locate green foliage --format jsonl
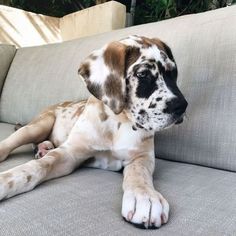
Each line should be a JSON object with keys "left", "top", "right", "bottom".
{"left": 10, "top": 0, "right": 95, "bottom": 17}
{"left": 134, "top": 0, "right": 234, "bottom": 25}
{"left": 135, "top": 0, "right": 177, "bottom": 25}
{"left": 6, "top": 0, "right": 236, "bottom": 23}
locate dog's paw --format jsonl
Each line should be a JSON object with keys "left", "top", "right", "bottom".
{"left": 33, "top": 141, "right": 55, "bottom": 159}
{"left": 122, "top": 189, "right": 169, "bottom": 229}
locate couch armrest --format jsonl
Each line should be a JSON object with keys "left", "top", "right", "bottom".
{"left": 60, "top": 1, "right": 126, "bottom": 40}
{"left": 0, "top": 44, "right": 16, "bottom": 94}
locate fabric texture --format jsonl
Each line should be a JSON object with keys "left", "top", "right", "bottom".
{"left": 0, "top": 6, "right": 236, "bottom": 171}
{"left": 154, "top": 6, "right": 236, "bottom": 172}
{"left": 0, "top": 123, "right": 33, "bottom": 163}
{"left": 0, "top": 44, "right": 16, "bottom": 94}
{"left": 0, "top": 124, "right": 235, "bottom": 236}
{"left": 0, "top": 42, "right": 90, "bottom": 124}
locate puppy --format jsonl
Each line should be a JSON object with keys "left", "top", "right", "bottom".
{"left": 0, "top": 36, "right": 187, "bottom": 229}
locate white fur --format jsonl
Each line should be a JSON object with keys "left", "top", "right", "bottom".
{"left": 122, "top": 190, "right": 169, "bottom": 228}
{"left": 0, "top": 36, "right": 187, "bottom": 230}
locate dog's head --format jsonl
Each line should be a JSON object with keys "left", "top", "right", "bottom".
{"left": 79, "top": 35, "right": 188, "bottom": 132}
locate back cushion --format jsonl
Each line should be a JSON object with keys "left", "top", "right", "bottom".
{"left": 154, "top": 6, "right": 236, "bottom": 172}
{"left": 0, "top": 40, "right": 90, "bottom": 124}
{"left": 0, "top": 44, "right": 16, "bottom": 94}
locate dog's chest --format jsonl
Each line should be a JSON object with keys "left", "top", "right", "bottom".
{"left": 112, "top": 123, "right": 143, "bottom": 157}
{"left": 63, "top": 98, "right": 153, "bottom": 171}
{"left": 84, "top": 122, "right": 149, "bottom": 171}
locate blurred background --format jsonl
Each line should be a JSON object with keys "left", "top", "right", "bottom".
{"left": 0, "top": 0, "right": 235, "bottom": 25}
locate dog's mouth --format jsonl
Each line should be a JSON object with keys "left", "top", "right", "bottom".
{"left": 175, "top": 117, "right": 184, "bottom": 125}
{"left": 174, "top": 113, "right": 187, "bottom": 125}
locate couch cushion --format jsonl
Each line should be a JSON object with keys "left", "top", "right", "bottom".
{"left": 0, "top": 123, "right": 33, "bottom": 165}
{"left": 0, "top": 6, "right": 235, "bottom": 171}
{"left": 0, "top": 154, "right": 235, "bottom": 236}
{"left": 0, "top": 42, "right": 90, "bottom": 124}
{"left": 0, "top": 44, "right": 16, "bottom": 94}
{"left": 154, "top": 6, "right": 236, "bottom": 171}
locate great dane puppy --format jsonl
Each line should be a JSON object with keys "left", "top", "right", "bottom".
{"left": 0, "top": 36, "right": 187, "bottom": 229}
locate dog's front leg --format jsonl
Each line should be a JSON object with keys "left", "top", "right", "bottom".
{"left": 122, "top": 154, "right": 169, "bottom": 229}
{"left": 0, "top": 145, "right": 89, "bottom": 201}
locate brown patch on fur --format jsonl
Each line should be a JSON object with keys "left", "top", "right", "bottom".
{"left": 104, "top": 41, "right": 126, "bottom": 76}
{"left": 149, "top": 38, "right": 166, "bottom": 51}
{"left": 78, "top": 62, "right": 90, "bottom": 79}
{"left": 102, "top": 42, "right": 132, "bottom": 112}
{"left": 136, "top": 37, "right": 152, "bottom": 48}
{"left": 27, "top": 175, "right": 32, "bottom": 182}
{"left": 8, "top": 181, "right": 14, "bottom": 189}
{"left": 150, "top": 38, "right": 176, "bottom": 64}
{"left": 72, "top": 102, "right": 86, "bottom": 119}
{"left": 125, "top": 47, "right": 141, "bottom": 72}
{"left": 57, "top": 101, "right": 74, "bottom": 108}
{"left": 104, "top": 74, "right": 125, "bottom": 113}
{"left": 104, "top": 74, "right": 123, "bottom": 98}
{"left": 99, "top": 108, "right": 108, "bottom": 122}
{"left": 105, "top": 131, "right": 113, "bottom": 141}
{"left": 135, "top": 37, "right": 166, "bottom": 52}
{"left": 141, "top": 135, "right": 154, "bottom": 142}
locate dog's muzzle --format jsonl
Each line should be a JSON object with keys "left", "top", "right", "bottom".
{"left": 164, "top": 98, "right": 188, "bottom": 124}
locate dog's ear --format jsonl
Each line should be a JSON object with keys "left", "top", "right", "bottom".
{"left": 151, "top": 38, "right": 178, "bottom": 81}
{"left": 79, "top": 42, "right": 139, "bottom": 114}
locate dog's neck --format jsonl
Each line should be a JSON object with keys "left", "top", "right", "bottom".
{"left": 87, "top": 96, "right": 152, "bottom": 129}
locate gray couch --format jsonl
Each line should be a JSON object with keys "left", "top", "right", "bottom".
{"left": 0, "top": 6, "right": 236, "bottom": 235}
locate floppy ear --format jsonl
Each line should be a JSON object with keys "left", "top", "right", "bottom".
{"left": 78, "top": 42, "right": 128, "bottom": 114}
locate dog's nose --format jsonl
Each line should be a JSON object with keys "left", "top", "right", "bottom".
{"left": 164, "top": 98, "right": 188, "bottom": 116}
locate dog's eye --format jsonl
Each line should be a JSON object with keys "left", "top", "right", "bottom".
{"left": 136, "top": 70, "right": 148, "bottom": 79}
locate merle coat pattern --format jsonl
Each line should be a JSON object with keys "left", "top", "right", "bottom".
{"left": 0, "top": 36, "right": 187, "bottom": 229}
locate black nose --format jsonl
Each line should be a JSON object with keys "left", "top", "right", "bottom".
{"left": 164, "top": 98, "right": 188, "bottom": 116}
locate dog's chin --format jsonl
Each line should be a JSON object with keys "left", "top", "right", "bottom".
{"left": 174, "top": 117, "right": 184, "bottom": 125}
{"left": 131, "top": 114, "right": 185, "bottom": 132}
{"left": 156, "top": 116, "right": 184, "bottom": 131}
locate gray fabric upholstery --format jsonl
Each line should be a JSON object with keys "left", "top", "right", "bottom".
{"left": 0, "top": 7, "right": 236, "bottom": 236}
{"left": 0, "top": 42, "right": 90, "bottom": 124}
{"left": 0, "top": 124, "right": 236, "bottom": 235}
{"left": 0, "top": 123, "right": 33, "bottom": 164}
{"left": 0, "top": 6, "right": 236, "bottom": 171}
{"left": 0, "top": 129, "right": 235, "bottom": 235}
{"left": 154, "top": 6, "right": 236, "bottom": 172}
{"left": 0, "top": 44, "right": 16, "bottom": 94}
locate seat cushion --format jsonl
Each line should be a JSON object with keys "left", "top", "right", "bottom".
{"left": 0, "top": 126, "right": 235, "bottom": 236}
{"left": 0, "top": 123, "right": 32, "bottom": 167}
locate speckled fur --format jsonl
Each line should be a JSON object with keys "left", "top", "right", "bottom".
{"left": 0, "top": 36, "right": 187, "bottom": 229}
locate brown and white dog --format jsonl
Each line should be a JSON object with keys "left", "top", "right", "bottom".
{"left": 0, "top": 36, "right": 187, "bottom": 229}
